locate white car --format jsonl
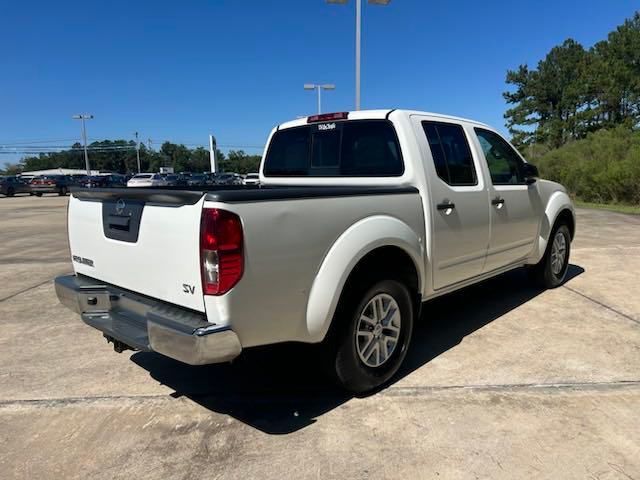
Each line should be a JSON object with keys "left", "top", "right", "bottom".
{"left": 126, "top": 173, "right": 165, "bottom": 188}
{"left": 55, "top": 109, "right": 575, "bottom": 393}
{"left": 243, "top": 173, "right": 260, "bottom": 186}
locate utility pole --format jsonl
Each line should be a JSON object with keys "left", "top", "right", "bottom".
{"left": 72, "top": 114, "right": 94, "bottom": 176}
{"left": 134, "top": 131, "right": 141, "bottom": 173}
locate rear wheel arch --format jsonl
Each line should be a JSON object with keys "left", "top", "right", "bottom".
{"left": 304, "top": 215, "right": 424, "bottom": 343}
{"left": 324, "top": 245, "right": 421, "bottom": 341}
{"left": 340, "top": 246, "right": 420, "bottom": 306}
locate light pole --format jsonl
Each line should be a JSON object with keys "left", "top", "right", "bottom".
{"left": 304, "top": 83, "right": 336, "bottom": 114}
{"left": 72, "top": 114, "right": 94, "bottom": 176}
{"left": 326, "top": 0, "right": 390, "bottom": 110}
{"left": 134, "top": 131, "right": 141, "bottom": 173}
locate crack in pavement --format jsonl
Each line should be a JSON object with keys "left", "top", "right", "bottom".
{"left": 562, "top": 285, "right": 640, "bottom": 326}
{"left": 0, "top": 278, "right": 58, "bottom": 304}
{"left": 1, "top": 380, "right": 639, "bottom": 410}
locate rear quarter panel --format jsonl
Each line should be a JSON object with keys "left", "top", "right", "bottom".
{"left": 204, "top": 193, "right": 425, "bottom": 348}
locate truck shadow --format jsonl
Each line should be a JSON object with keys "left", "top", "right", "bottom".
{"left": 131, "top": 264, "right": 584, "bottom": 435}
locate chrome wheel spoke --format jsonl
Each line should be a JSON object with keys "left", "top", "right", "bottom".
{"left": 551, "top": 231, "right": 567, "bottom": 275}
{"left": 355, "top": 293, "right": 402, "bottom": 368}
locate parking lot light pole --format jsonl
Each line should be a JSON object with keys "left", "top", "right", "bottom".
{"left": 72, "top": 114, "right": 94, "bottom": 176}
{"left": 304, "top": 83, "right": 336, "bottom": 114}
{"left": 326, "top": 0, "right": 390, "bottom": 111}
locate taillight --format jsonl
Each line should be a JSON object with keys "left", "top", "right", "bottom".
{"left": 200, "top": 208, "right": 244, "bottom": 295}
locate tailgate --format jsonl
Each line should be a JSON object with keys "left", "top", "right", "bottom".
{"left": 68, "top": 188, "right": 206, "bottom": 312}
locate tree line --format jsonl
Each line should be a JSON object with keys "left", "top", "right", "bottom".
{"left": 504, "top": 12, "right": 640, "bottom": 149}
{"left": 3, "top": 140, "right": 262, "bottom": 175}
{"left": 508, "top": 12, "right": 640, "bottom": 205}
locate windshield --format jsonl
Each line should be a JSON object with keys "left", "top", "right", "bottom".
{"left": 133, "top": 174, "right": 152, "bottom": 179}
{"left": 263, "top": 120, "right": 403, "bottom": 177}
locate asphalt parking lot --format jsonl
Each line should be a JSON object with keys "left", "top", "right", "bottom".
{"left": 0, "top": 195, "right": 638, "bottom": 479}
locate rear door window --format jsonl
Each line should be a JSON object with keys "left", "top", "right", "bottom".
{"left": 422, "top": 121, "right": 477, "bottom": 186}
{"left": 263, "top": 120, "right": 403, "bottom": 177}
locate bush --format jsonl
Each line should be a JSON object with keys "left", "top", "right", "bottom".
{"left": 535, "top": 127, "right": 640, "bottom": 205}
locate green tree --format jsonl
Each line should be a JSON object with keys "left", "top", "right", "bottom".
{"left": 504, "top": 39, "right": 590, "bottom": 148}
{"left": 504, "top": 12, "right": 640, "bottom": 149}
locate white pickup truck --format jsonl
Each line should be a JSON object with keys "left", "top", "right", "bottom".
{"left": 55, "top": 109, "right": 575, "bottom": 393}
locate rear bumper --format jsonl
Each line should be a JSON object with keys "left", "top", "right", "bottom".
{"left": 54, "top": 274, "right": 242, "bottom": 365}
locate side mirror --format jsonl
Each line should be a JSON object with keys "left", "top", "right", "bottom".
{"left": 523, "top": 163, "right": 539, "bottom": 185}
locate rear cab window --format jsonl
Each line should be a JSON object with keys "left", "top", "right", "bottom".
{"left": 263, "top": 120, "right": 404, "bottom": 177}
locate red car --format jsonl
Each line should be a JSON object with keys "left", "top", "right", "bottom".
{"left": 30, "top": 175, "right": 75, "bottom": 196}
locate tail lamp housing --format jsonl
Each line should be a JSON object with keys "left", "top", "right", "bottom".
{"left": 200, "top": 208, "right": 244, "bottom": 295}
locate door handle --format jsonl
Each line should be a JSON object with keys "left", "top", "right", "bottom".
{"left": 491, "top": 197, "right": 505, "bottom": 207}
{"left": 436, "top": 201, "right": 456, "bottom": 211}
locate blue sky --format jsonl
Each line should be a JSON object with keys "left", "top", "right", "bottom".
{"left": 1, "top": 0, "right": 639, "bottom": 163}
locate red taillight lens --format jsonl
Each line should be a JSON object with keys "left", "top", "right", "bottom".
{"left": 200, "top": 208, "right": 244, "bottom": 295}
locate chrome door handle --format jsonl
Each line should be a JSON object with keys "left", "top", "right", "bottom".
{"left": 491, "top": 197, "right": 505, "bottom": 207}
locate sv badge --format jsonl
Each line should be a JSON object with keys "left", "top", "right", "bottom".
{"left": 182, "top": 284, "right": 196, "bottom": 294}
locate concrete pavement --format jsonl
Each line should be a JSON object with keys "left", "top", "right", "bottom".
{"left": 0, "top": 196, "right": 638, "bottom": 479}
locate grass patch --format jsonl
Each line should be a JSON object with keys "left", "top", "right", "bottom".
{"left": 575, "top": 200, "right": 640, "bottom": 215}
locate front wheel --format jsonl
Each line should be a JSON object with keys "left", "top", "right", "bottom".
{"left": 58, "top": 186, "right": 67, "bottom": 196}
{"left": 6, "top": 187, "right": 15, "bottom": 197}
{"left": 530, "top": 224, "right": 571, "bottom": 288}
{"left": 330, "top": 279, "right": 414, "bottom": 393}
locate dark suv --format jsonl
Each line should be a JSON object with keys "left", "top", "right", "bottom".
{"left": 79, "top": 174, "right": 127, "bottom": 188}
{"left": 0, "top": 176, "right": 32, "bottom": 197}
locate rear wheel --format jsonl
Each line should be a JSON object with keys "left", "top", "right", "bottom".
{"left": 530, "top": 223, "right": 571, "bottom": 288}
{"left": 329, "top": 278, "right": 414, "bottom": 393}
{"left": 6, "top": 187, "right": 14, "bottom": 197}
{"left": 35, "top": 192, "right": 42, "bottom": 197}
{"left": 58, "top": 186, "right": 67, "bottom": 196}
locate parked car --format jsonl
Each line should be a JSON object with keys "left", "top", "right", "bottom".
{"left": 243, "top": 173, "right": 260, "bottom": 186}
{"left": 186, "top": 173, "right": 208, "bottom": 187}
{"left": 163, "top": 174, "right": 187, "bottom": 187}
{"left": 30, "top": 175, "right": 75, "bottom": 196}
{"left": 55, "top": 109, "right": 575, "bottom": 393}
{"left": 215, "top": 172, "right": 243, "bottom": 185}
{"left": 126, "top": 173, "right": 166, "bottom": 188}
{"left": 0, "top": 176, "right": 32, "bottom": 197}
{"left": 80, "top": 175, "right": 127, "bottom": 188}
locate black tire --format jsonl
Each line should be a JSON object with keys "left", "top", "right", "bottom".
{"left": 35, "top": 192, "right": 43, "bottom": 197}
{"left": 329, "top": 278, "right": 414, "bottom": 393}
{"left": 530, "top": 223, "right": 571, "bottom": 289}
{"left": 58, "top": 187, "right": 67, "bottom": 196}
{"left": 6, "top": 187, "right": 14, "bottom": 197}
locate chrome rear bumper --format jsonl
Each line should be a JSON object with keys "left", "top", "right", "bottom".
{"left": 54, "top": 274, "right": 241, "bottom": 365}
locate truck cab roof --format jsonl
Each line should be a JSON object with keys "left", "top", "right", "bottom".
{"left": 277, "top": 109, "right": 490, "bottom": 131}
